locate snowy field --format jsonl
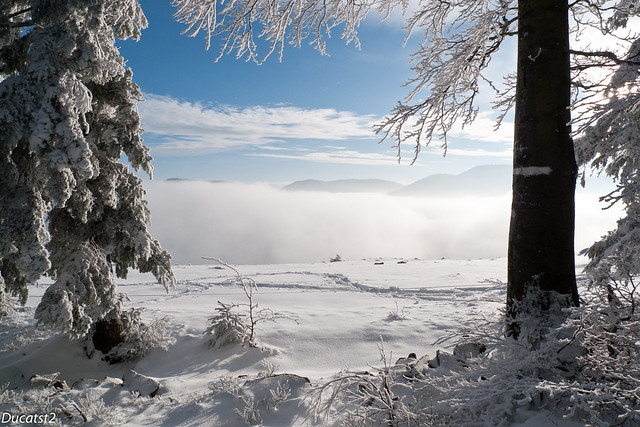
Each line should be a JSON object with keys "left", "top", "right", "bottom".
{"left": 0, "top": 177, "right": 621, "bottom": 425}
{"left": 0, "top": 257, "right": 597, "bottom": 426}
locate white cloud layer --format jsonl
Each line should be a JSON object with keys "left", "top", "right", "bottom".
{"left": 144, "top": 181, "right": 621, "bottom": 265}
{"left": 444, "top": 148, "right": 512, "bottom": 158}
{"left": 252, "top": 150, "right": 400, "bottom": 166}
{"left": 138, "top": 94, "right": 514, "bottom": 164}
{"left": 448, "top": 112, "right": 514, "bottom": 144}
{"left": 138, "top": 94, "right": 378, "bottom": 154}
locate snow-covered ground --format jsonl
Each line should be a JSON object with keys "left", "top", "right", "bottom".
{"left": 0, "top": 257, "right": 594, "bottom": 425}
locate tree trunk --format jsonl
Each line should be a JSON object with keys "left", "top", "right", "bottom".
{"left": 507, "top": 0, "right": 579, "bottom": 335}
{"left": 92, "top": 316, "right": 126, "bottom": 355}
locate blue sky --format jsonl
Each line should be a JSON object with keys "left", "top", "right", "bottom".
{"left": 118, "top": 1, "right": 515, "bottom": 184}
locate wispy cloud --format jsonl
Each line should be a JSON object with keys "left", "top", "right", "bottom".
{"left": 445, "top": 148, "right": 513, "bottom": 158}
{"left": 137, "top": 94, "right": 514, "bottom": 166}
{"left": 447, "top": 112, "right": 514, "bottom": 143}
{"left": 253, "top": 149, "right": 400, "bottom": 166}
{"left": 138, "top": 94, "right": 379, "bottom": 154}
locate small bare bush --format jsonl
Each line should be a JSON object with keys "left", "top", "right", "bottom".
{"left": 310, "top": 339, "right": 422, "bottom": 426}
{"left": 203, "top": 257, "right": 296, "bottom": 348}
{"left": 386, "top": 301, "right": 408, "bottom": 321}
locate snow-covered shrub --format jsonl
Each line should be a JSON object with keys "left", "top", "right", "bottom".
{"left": 100, "top": 308, "right": 172, "bottom": 363}
{"left": 203, "top": 257, "right": 295, "bottom": 349}
{"left": 209, "top": 375, "right": 243, "bottom": 397}
{"left": 567, "top": 295, "right": 640, "bottom": 424}
{"left": 205, "top": 301, "right": 252, "bottom": 349}
{"left": 230, "top": 378, "right": 293, "bottom": 426}
{"left": 506, "top": 285, "right": 577, "bottom": 349}
{"left": 310, "top": 340, "right": 423, "bottom": 426}
{"left": 234, "top": 395, "right": 262, "bottom": 426}
{"left": 0, "top": 288, "right": 15, "bottom": 318}
{"left": 0, "top": 382, "right": 63, "bottom": 426}
{"left": 232, "top": 381, "right": 294, "bottom": 427}
{"left": 69, "top": 392, "right": 124, "bottom": 425}
{"left": 71, "top": 394, "right": 109, "bottom": 423}
{"left": 310, "top": 288, "right": 640, "bottom": 426}
{"left": 258, "top": 360, "right": 280, "bottom": 378}
{"left": 209, "top": 372, "right": 309, "bottom": 426}
{"left": 268, "top": 380, "right": 291, "bottom": 408}
{"left": 439, "top": 290, "right": 639, "bottom": 425}
{"left": 417, "top": 291, "right": 637, "bottom": 424}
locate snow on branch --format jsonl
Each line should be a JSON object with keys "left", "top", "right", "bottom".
{"left": 171, "top": 0, "right": 521, "bottom": 161}
{"left": 172, "top": 0, "right": 376, "bottom": 62}
{"left": 172, "top": 0, "right": 640, "bottom": 166}
{"left": 202, "top": 257, "right": 298, "bottom": 348}
{"left": 376, "top": 0, "right": 517, "bottom": 162}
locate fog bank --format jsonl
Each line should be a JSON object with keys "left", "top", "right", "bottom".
{"left": 144, "top": 181, "right": 621, "bottom": 265}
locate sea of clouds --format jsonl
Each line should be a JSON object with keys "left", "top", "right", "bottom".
{"left": 144, "top": 180, "right": 622, "bottom": 265}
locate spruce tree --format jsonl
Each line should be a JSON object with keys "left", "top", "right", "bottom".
{"left": 0, "top": 0, "right": 174, "bottom": 338}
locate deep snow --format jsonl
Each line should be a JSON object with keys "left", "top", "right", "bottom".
{"left": 0, "top": 257, "right": 596, "bottom": 425}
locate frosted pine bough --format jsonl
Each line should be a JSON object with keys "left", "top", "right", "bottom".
{"left": 0, "top": 1, "right": 174, "bottom": 338}
{"left": 575, "top": 35, "right": 640, "bottom": 314}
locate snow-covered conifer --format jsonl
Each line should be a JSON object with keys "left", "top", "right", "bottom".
{"left": 0, "top": 0, "right": 174, "bottom": 337}
{"left": 575, "top": 37, "right": 640, "bottom": 309}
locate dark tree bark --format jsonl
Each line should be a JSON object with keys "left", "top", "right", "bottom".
{"left": 507, "top": 0, "right": 579, "bottom": 334}
{"left": 92, "top": 316, "right": 126, "bottom": 355}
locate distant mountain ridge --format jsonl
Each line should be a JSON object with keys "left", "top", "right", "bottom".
{"left": 282, "top": 165, "right": 512, "bottom": 197}
{"left": 391, "top": 164, "right": 512, "bottom": 197}
{"left": 165, "top": 178, "right": 225, "bottom": 183}
{"left": 282, "top": 179, "right": 403, "bottom": 194}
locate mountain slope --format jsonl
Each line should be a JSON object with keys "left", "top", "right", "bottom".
{"left": 282, "top": 179, "right": 403, "bottom": 193}
{"left": 391, "top": 164, "right": 512, "bottom": 197}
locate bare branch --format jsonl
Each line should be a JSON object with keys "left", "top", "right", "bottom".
{"left": 570, "top": 48, "right": 640, "bottom": 66}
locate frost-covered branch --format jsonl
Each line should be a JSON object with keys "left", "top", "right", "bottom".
{"left": 172, "top": 0, "right": 520, "bottom": 161}
{"left": 0, "top": 5, "right": 32, "bottom": 28}
{"left": 376, "top": 0, "right": 517, "bottom": 161}
{"left": 0, "top": 18, "right": 33, "bottom": 28}
{"left": 571, "top": 48, "right": 640, "bottom": 67}
{"left": 172, "top": 0, "right": 379, "bottom": 62}
{"left": 574, "top": 31, "right": 640, "bottom": 314}
{"left": 172, "top": 0, "right": 640, "bottom": 167}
